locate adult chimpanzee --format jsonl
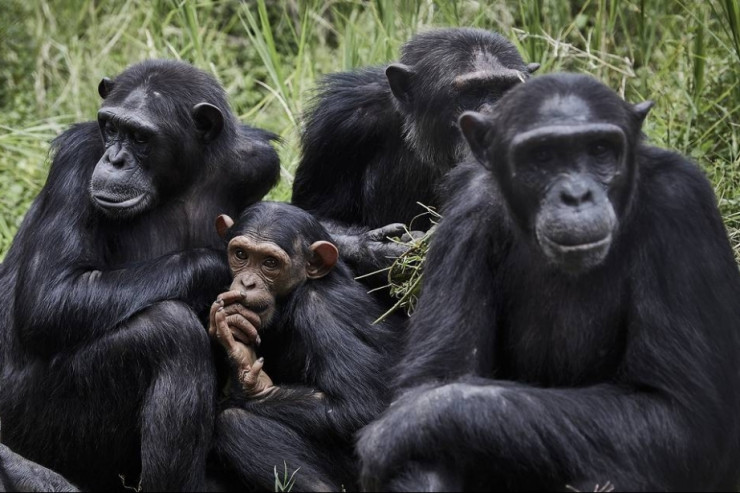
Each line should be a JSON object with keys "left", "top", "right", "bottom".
{"left": 0, "top": 60, "right": 280, "bottom": 491}
{"left": 292, "top": 28, "right": 539, "bottom": 273}
{"left": 207, "top": 202, "right": 399, "bottom": 492}
{"left": 357, "top": 73, "right": 740, "bottom": 491}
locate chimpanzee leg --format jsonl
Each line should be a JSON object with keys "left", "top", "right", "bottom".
{"left": 132, "top": 301, "right": 216, "bottom": 491}
{"left": 213, "top": 408, "right": 340, "bottom": 492}
{"left": 0, "top": 300, "right": 215, "bottom": 491}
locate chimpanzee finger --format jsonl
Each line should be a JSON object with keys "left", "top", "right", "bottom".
{"left": 226, "top": 314, "right": 260, "bottom": 346}
{"left": 208, "top": 298, "right": 225, "bottom": 337}
{"left": 239, "top": 357, "right": 264, "bottom": 389}
{"left": 223, "top": 303, "right": 262, "bottom": 328}
{"left": 400, "top": 230, "right": 425, "bottom": 242}
{"left": 366, "top": 223, "right": 407, "bottom": 241}
{"left": 217, "top": 289, "right": 246, "bottom": 306}
{"left": 213, "top": 308, "right": 238, "bottom": 349}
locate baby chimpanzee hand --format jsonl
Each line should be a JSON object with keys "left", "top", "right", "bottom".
{"left": 208, "top": 293, "right": 274, "bottom": 398}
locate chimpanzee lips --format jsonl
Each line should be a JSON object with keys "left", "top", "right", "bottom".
{"left": 92, "top": 192, "right": 147, "bottom": 211}
{"left": 245, "top": 301, "right": 270, "bottom": 314}
{"left": 540, "top": 233, "right": 612, "bottom": 253}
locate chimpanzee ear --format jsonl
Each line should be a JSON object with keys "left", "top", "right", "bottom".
{"left": 633, "top": 100, "right": 654, "bottom": 127}
{"left": 386, "top": 63, "right": 415, "bottom": 106}
{"left": 215, "top": 214, "right": 234, "bottom": 239}
{"left": 459, "top": 111, "right": 494, "bottom": 169}
{"left": 306, "top": 241, "right": 339, "bottom": 279}
{"left": 192, "top": 103, "right": 224, "bottom": 143}
{"left": 526, "top": 63, "right": 541, "bottom": 74}
{"left": 98, "top": 78, "right": 114, "bottom": 99}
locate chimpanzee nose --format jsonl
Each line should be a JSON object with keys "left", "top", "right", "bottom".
{"left": 240, "top": 276, "right": 257, "bottom": 290}
{"left": 558, "top": 179, "right": 594, "bottom": 208}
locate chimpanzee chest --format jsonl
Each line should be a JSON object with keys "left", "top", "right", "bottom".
{"left": 495, "top": 261, "right": 628, "bottom": 387}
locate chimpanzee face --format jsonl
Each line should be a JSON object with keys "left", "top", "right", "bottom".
{"left": 509, "top": 120, "right": 626, "bottom": 272}
{"left": 92, "top": 103, "right": 163, "bottom": 218}
{"left": 90, "top": 80, "right": 224, "bottom": 219}
{"left": 225, "top": 234, "right": 302, "bottom": 330}
{"left": 216, "top": 213, "right": 339, "bottom": 333}
{"left": 384, "top": 31, "right": 539, "bottom": 165}
{"left": 459, "top": 74, "right": 652, "bottom": 274}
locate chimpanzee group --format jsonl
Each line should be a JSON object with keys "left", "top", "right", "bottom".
{"left": 1, "top": 26, "right": 739, "bottom": 493}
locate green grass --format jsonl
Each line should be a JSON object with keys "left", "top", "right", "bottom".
{"left": 1, "top": 0, "right": 739, "bottom": 266}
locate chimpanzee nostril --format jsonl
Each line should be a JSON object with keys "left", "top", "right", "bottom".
{"left": 559, "top": 183, "right": 594, "bottom": 207}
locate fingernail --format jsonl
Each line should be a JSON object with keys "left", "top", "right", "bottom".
{"left": 256, "top": 336, "right": 262, "bottom": 346}
{"left": 258, "top": 357, "right": 264, "bottom": 363}
{"left": 217, "top": 299, "right": 223, "bottom": 304}
{"left": 217, "top": 307, "right": 223, "bottom": 312}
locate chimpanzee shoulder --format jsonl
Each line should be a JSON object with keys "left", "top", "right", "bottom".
{"left": 293, "top": 67, "right": 402, "bottom": 215}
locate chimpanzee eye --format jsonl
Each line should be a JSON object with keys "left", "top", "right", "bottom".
{"left": 234, "top": 249, "right": 247, "bottom": 260}
{"left": 533, "top": 146, "right": 555, "bottom": 163}
{"left": 132, "top": 131, "right": 148, "bottom": 144}
{"left": 590, "top": 141, "right": 613, "bottom": 160}
{"left": 104, "top": 121, "right": 118, "bottom": 139}
{"left": 263, "top": 257, "right": 279, "bottom": 269}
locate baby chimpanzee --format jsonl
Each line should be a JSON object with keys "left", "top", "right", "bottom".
{"left": 208, "top": 202, "right": 399, "bottom": 492}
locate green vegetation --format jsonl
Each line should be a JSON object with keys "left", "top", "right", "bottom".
{"left": 1, "top": 0, "right": 738, "bottom": 265}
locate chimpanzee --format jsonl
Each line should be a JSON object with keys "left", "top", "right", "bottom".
{"left": 292, "top": 28, "right": 539, "bottom": 273}
{"left": 0, "top": 443, "right": 78, "bottom": 492}
{"left": 357, "top": 73, "right": 740, "bottom": 491}
{"left": 0, "top": 60, "right": 280, "bottom": 491}
{"left": 207, "top": 202, "right": 399, "bottom": 491}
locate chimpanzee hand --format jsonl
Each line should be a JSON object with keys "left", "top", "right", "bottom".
{"left": 208, "top": 294, "right": 274, "bottom": 398}
{"left": 214, "top": 290, "right": 262, "bottom": 346}
{"left": 337, "top": 223, "right": 423, "bottom": 273}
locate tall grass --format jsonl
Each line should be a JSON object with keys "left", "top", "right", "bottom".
{"left": 0, "top": 0, "right": 738, "bottom": 262}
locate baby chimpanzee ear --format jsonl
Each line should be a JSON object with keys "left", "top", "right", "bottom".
{"left": 215, "top": 214, "right": 234, "bottom": 239}
{"left": 306, "top": 241, "right": 339, "bottom": 279}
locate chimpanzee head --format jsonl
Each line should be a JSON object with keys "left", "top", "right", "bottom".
{"left": 215, "top": 202, "right": 339, "bottom": 331}
{"left": 385, "top": 28, "right": 539, "bottom": 166}
{"left": 91, "top": 59, "right": 237, "bottom": 219}
{"left": 459, "top": 73, "right": 653, "bottom": 273}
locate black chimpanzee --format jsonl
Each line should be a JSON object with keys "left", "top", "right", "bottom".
{"left": 357, "top": 73, "right": 740, "bottom": 491}
{"left": 292, "top": 28, "right": 539, "bottom": 273}
{"left": 0, "top": 60, "right": 280, "bottom": 491}
{"left": 207, "top": 202, "right": 399, "bottom": 491}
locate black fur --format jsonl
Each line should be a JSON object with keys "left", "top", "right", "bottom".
{"left": 357, "top": 74, "right": 740, "bottom": 491}
{"left": 292, "top": 28, "right": 534, "bottom": 274}
{"left": 0, "top": 59, "right": 279, "bottom": 491}
{"left": 212, "top": 203, "right": 400, "bottom": 492}
{"left": 0, "top": 444, "right": 79, "bottom": 492}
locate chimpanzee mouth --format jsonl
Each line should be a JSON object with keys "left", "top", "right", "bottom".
{"left": 540, "top": 233, "right": 612, "bottom": 253}
{"left": 93, "top": 193, "right": 147, "bottom": 211}
{"left": 244, "top": 301, "right": 270, "bottom": 314}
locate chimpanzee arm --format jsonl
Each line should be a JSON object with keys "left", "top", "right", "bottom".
{"left": 394, "top": 164, "right": 509, "bottom": 389}
{"left": 11, "top": 124, "right": 230, "bottom": 356}
{"left": 359, "top": 160, "right": 740, "bottom": 491}
{"left": 321, "top": 219, "right": 412, "bottom": 274}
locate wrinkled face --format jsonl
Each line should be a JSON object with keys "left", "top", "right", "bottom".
{"left": 90, "top": 79, "right": 224, "bottom": 220}
{"left": 460, "top": 81, "right": 650, "bottom": 274}
{"left": 227, "top": 235, "right": 304, "bottom": 331}
{"left": 386, "top": 48, "right": 539, "bottom": 164}
{"left": 91, "top": 88, "right": 176, "bottom": 219}
{"left": 509, "top": 120, "right": 627, "bottom": 273}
